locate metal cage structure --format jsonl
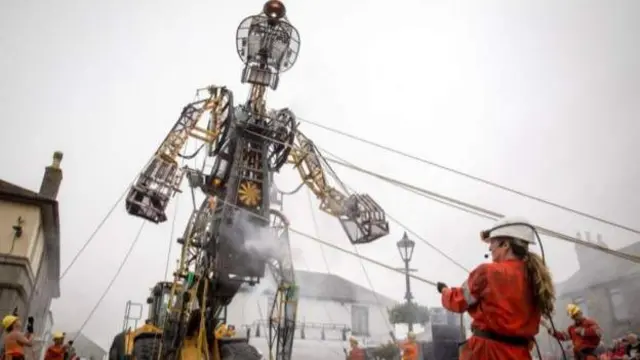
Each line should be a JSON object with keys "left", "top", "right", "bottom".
{"left": 236, "top": 1, "right": 301, "bottom": 90}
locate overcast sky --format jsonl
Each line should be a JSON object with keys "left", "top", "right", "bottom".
{"left": 1, "top": 0, "right": 639, "bottom": 350}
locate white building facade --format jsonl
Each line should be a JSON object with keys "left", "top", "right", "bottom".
{"left": 227, "top": 270, "right": 398, "bottom": 355}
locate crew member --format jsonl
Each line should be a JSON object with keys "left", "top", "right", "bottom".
{"left": 215, "top": 323, "right": 228, "bottom": 338}
{"left": 549, "top": 304, "right": 601, "bottom": 360}
{"left": 2, "top": 315, "right": 34, "bottom": 360}
{"left": 436, "top": 216, "right": 556, "bottom": 360}
{"left": 610, "top": 338, "right": 627, "bottom": 359}
{"left": 225, "top": 325, "right": 236, "bottom": 337}
{"left": 346, "top": 337, "right": 365, "bottom": 360}
{"left": 65, "top": 340, "right": 77, "bottom": 360}
{"left": 44, "top": 332, "right": 66, "bottom": 360}
{"left": 400, "top": 332, "right": 418, "bottom": 360}
{"left": 624, "top": 333, "right": 639, "bottom": 359}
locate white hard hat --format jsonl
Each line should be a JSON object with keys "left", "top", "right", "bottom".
{"left": 484, "top": 216, "right": 536, "bottom": 244}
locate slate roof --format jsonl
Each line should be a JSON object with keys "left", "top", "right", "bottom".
{"left": 240, "top": 270, "right": 398, "bottom": 306}
{"left": 0, "top": 179, "right": 55, "bottom": 203}
{"left": 65, "top": 332, "right": 107, "bottom": 359}
{"left": 556, "top": 241, "right": 640, "bottom": 297}
{"left": 0, "top": 179, "right": 61, "bottom": 297}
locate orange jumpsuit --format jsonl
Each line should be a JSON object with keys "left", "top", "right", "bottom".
{"left": 551, "top": 319, "right": 601, "bottom": 360}
{"left": 401, "top": 341, "right": 418, "bottom": 360}
{"left": 441, "top": 259, "right": 540, "bottom": 360}
{"left": 43, "top": 345, "right": 66, "bottom": 360}
{"left": 3, "top": 335, "right": 26, "bottom": 360}
{"left": 347, "top": 346, "right": 365, "bottom": 360}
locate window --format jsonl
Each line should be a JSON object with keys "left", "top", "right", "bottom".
{"left": 608, "top": 288, "right": 630, "bottom": 321}
{"left": 573, "top": 297, "right": 589, "bottom": 317}
{"left": 351, "top": 305, "right": 369, "bottom": 336}
{"left": 153, "top": 291, "right": 176, "bottom": 328}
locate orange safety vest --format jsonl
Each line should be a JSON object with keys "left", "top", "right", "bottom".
{"left": 402, "top": 341, "right": 418, "bottom": 360}
{"left": 3, "top": 335, "right": 25, "bottom": 359}
{"left": 44, "top": 345, "right": 66, "bottom": 360}
{"left": 348, "top": 347, "right": 365, "bottom": 360}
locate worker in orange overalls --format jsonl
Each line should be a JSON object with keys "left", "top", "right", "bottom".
{"left": 548, "top": 304, "right": 602, "bottom": 360}
{"left": 43, "top": 332, "right": 66, "bottom": 360}
{"left": 1, "top": 315, "right": 33, "bottom": 360}
{"left": 400, "top": 332, "right": 418, "bottom": 360}
{"left": 437, "top": 216, "right": 556, "bottom": 360}
{"left": 225, "top": 325, "right": 236, "bottom": 337}
{"left": 215, "top": 323, "right": 227, "bottom": 338}
{"left": 346, "top": 337, "right": 365, "bottom": 360}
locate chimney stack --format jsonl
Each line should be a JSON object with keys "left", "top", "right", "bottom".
{"left": 39, "top": 151, "right": 63, "bottom": 199}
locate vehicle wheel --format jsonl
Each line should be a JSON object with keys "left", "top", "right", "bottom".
{"left": 108, "top": 331, "right": 126, "bottom": 360}
{"left": 132, "top": 336, "right": 162, "bottom": 360}
{"left": 220, "top": 342, "right": 262, "bottom": 360}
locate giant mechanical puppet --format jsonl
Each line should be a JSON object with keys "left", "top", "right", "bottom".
{"left": 118, "top": 2, "right": 390, "bottom": 359}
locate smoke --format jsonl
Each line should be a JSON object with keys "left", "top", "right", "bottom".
{"left": 233, "top": 209, "right": 291, "bottom": 262}
{"left": 218, "top": 208, "right": 295, "bottom": 290}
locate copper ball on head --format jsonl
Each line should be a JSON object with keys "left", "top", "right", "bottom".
{"left": 263, "top": 0, "right": 286, "bottom": 19}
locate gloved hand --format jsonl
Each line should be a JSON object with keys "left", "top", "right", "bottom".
{"left": 574, "top": 327, "right": 584, "bottom": 336}
{"left": 436, "top": 282, "right": 448, "bottom": 294}
{"left": 26, "top": 316, "right": 34, "bottom": 334}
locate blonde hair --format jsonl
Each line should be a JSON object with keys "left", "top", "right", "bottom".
{"left": 511, "top": 239, "right": 556, "bottom": 315}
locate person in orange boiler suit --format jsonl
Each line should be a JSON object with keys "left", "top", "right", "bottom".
{"left": 436, "top": 216, "right": 557, "bottom": 360}
{"left": 400, "top": 332, "right": 418, "bottom": 360}
{"left": 548, "top": 304, "right": 602, "bottom": 360}
{"left": 346, "top": 337, "right": 365, "bottom": 360}
{"left": 43, "top": 332, "right": 66, "bottom": 360}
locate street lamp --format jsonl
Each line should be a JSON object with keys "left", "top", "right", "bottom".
{"left": 396, "top": 232, "right": 416, "bottom": 331}
{"left": 396, "top": 231, "right": 415, "bottom": 263}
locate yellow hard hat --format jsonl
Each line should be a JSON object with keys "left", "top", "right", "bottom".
{"left": 349, "top": 336, "right": 358, "bottom": 344}
{"left": 2, "top": 315, "right": 17, "bottom": 330}
{"left": 215, "top": 323, "right": 228, "bottom": 338}
{"left": 52, "top": 332, "right": 65, "bottom": 339}
{"left": 567, "top": 304, "right": 581, "bottom": 317}
{"left": 408, "top": 331, "right": 416, "bottom": 339}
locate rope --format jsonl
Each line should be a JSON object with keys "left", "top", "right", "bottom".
{"left": 319, "top": 147, "right": 471, "bottom": 274}
{"left": 60, "top": 182, "right": 133, "bottom": 279}
{"left": 323, "top": 156, "right": 640, "bottom": 264}
{"left": 244, "top": 127, "right": 640, "bottom": 266}
{"left": 199, "top": 195, "right": 440, "bottom": 288}
{"left": 306, "top": 187, "right": 395, "bottom": 341}
{"left": 305, "top": 188, "right": 338, "bottom": 326}
{"left": 288, "top": 227, "right": 437, "bottom": 287}
{"left": 164, "top": 155, "right": 187, "bottom": 281}
{"left": 73, "top": 222, "right": 146, "bottom": 341}
{"left": 163, "top": 198, "right": 179, "bottom": 281}
{"left": 296, "top": 116, "right": 640, "bottom": 236}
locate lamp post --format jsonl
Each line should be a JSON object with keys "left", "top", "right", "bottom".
{"left": 396, "top": 232, "right": 416, "bottom": 331}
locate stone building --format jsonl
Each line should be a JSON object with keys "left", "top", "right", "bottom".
{"left": 537, "top": 232, "right": 640, "bottom": 353}
{"left": 0, "top": 152, "right": 63, "bottom": 339}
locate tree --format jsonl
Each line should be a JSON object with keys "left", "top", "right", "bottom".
{"left": 388, "top": 302, "right": 430, "bottom": 326}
